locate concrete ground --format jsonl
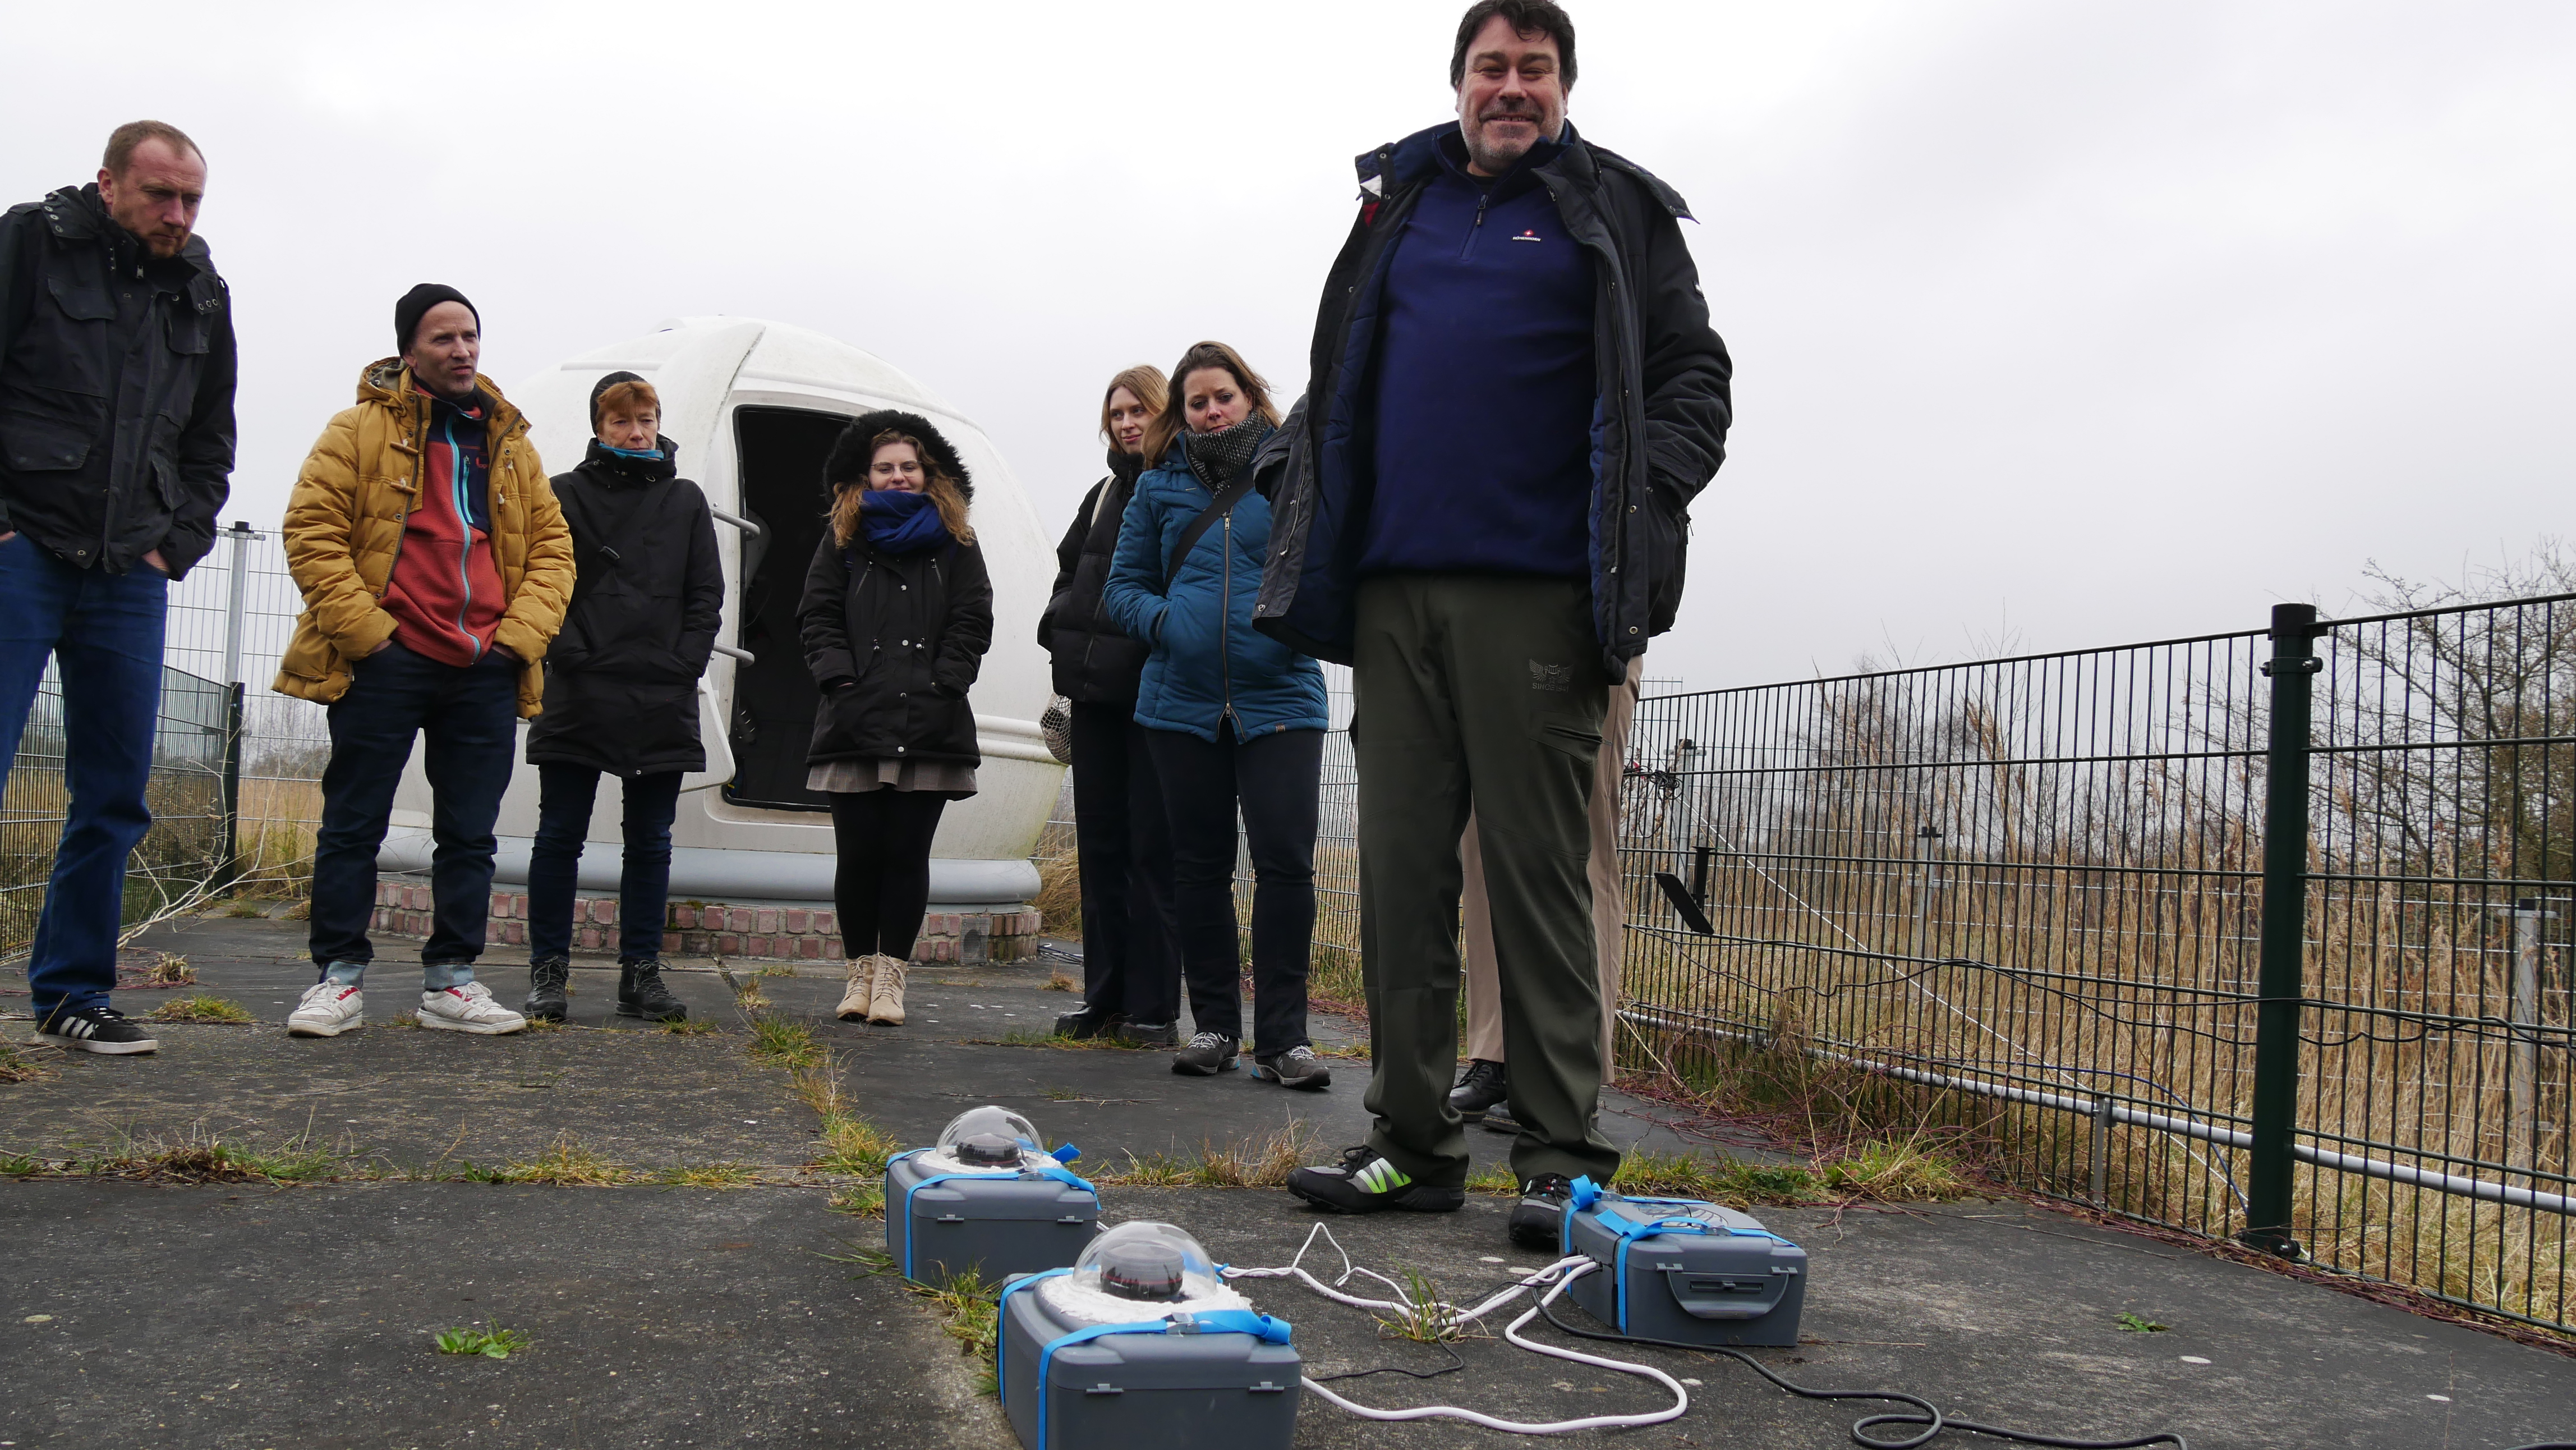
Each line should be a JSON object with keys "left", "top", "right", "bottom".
{"left": 2, "top": 914, "right": 2569, "bottom": 1449}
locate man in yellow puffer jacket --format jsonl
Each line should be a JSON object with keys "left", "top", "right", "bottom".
{"left": 274, "top": 285, "right": 573, "bottom": 1040}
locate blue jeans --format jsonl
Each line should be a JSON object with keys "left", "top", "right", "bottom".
{"left": 527, "top": 762, "right": 683, "bottom": 962}
{"left": 307, "top": 642, "right": 519, "bottom": 983}
{"left": 0, "top": 536, "right": 167, "bottom": 1018}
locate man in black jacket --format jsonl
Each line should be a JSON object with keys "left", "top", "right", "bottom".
{"left": 1270, "top": 1, "right": 1729, "bottom": 1246}
{"left": 0, "top": 121, "right": 235, "bottom": 1055}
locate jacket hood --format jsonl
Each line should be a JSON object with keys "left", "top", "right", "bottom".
{"left": 1355, "top": 121, "right": 1693, "bottom": 221}
{"left": 831, "top": 409, "right": 976, "bottom": 501}
{"left": 355, "top": 359, "right": 526, "bottom": 434}
{"left": 38, "top": 183, "right": 219, "bottom": 275}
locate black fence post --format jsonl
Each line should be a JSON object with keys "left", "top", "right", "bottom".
{"left": 215, "top": 681, "right": 244, "bottom": 896}
{"left": 2243, "top": 603, "right": 2320, "bottom": 1258}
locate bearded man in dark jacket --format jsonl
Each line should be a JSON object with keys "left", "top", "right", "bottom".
{"left": 1036, "top": 365, "right": 1183, "bottom": 1048}
{"left": 519, "top": 371, "right": 725, "bottom": 1024}
{"left": 0, "top": 121, "right": 235, "bottom": 1056}
{"left": 1269, "top": 1, "right": 1731, "bottom": 1247}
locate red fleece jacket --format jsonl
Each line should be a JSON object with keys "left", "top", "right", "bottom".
{"left": 383, "top": 389, "right": 507, "bottom": 666}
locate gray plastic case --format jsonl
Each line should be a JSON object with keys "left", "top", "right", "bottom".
{"left": 997, "top": 1279, "right": 1301, "bottom": 1450}
{"left": 884, "top": 1154, "right": 1101, "bottom": 1284}
{"left": 1564, "top": 1195, "right": 1807, "bottom": 1347}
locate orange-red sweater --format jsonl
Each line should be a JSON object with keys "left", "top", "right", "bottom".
{"left": 383, "top": 388, "right": 508, "bottom": 667}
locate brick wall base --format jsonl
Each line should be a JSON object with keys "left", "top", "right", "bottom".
{"left": 367, "top": 879, "right": 1041, "bottom": 965}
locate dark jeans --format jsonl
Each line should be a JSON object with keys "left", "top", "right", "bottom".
{"left": 1069, "top": 701, "right": 1181, "bottom": 1024}
{"left": 307, "top": 643, "right": 519, "bottom": 976}
{"left": 1351, "top": 575, "right": 1617, "bottom": 1189}
{"left": 0, "top": 537, "right": 165, "bottom": 1017}
{"left": 1145, "top": 721, "right": 1321, "bottom": 1056}
{"left": 828, "top": 790, "right": 949, "bottom": 961}
{"left": 527, "top": 763, "right": 684, "bottom": 963}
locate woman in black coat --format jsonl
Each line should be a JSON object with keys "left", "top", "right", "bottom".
{"left": 522, "top": 371, "right": 724, "bottom": 1024}
{"left": 1037, "top": 364, "right": 1183, "bottom": 1047}
{"left": 798, "top": 410, "right": 994, "bottom": 1026}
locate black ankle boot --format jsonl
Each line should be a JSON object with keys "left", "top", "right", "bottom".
{"left": 523, "top": 956, "right": 571, "bottom": 1022}
{"left": 618, "top": 958, "right": 687, "bottom": 1022}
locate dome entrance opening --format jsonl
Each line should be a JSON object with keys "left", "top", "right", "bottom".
{"left": 725, "top": 404, "right": 847, "bottom": 813}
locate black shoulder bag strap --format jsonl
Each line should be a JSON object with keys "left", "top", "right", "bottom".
{"left": 1162, "top": 475, "right": 1257, "bottom": 589}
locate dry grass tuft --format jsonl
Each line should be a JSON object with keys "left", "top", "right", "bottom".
{"left": 1032, "top": 851, "right": 1082, "bottom": 937}
{"left": 145, "top": 952, "right": 195, "bottom": 986}
{"left": 1, "top": 1043, "right": 53, "bottom": 1083}
{"left": 144, "top": 994, "right": 253, "bottom": 1025}
{"left": 477, "top": 1135, "right": 632, "bottom": 1186}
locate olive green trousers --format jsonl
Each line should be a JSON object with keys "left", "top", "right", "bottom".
{"left": 1353, "top": 575, "right": 1620, "bottom": 1189}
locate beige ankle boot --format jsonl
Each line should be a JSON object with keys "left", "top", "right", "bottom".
{"left": 867, "top": 954, "right": 908, "bottom": 1025}
{"left": 836, "top": 955, "right": 878, "bottom": 1022}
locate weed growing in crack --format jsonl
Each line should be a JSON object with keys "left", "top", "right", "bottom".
{"left": 0, "top": 1043, "right": 49, "bottom": 1083}
{"left": 662, "top": 1017, "right": 719, "bottom": 1036}
{"left": 747, "top": 1014, "right": 821, "bottom": 1070}
{"left": 654, "top": 1162, "right": 757, "bottom": 1188}
{"left": 144, "top": 994, "right": 254, "bottom": 1025}
{"left": 434, "top": 1322, "right": 530, "bottom": 1359}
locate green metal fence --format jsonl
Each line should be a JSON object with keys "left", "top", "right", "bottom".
{"left": 1618, "top": 598, "right": 2573, "bottom": 1333}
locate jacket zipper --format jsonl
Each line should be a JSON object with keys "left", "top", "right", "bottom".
{"left": 1460, "top": 188, "right": 1489, "bottom": 260}
{"left": 1220, "top": 507, "right": 1236, "bottom": 732}
{"left": 441, "top": 407, "right": 483, "bottom": 660}
{"left": 1539, "top": 173, "right": 1632, "bottom": 621}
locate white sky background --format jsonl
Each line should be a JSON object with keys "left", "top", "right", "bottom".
{"left": 4, "top": 1, "right": 2570, "bottom": 694}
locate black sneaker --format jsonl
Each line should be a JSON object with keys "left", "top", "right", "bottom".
{"left": 1449, "top": 1059, "right": 1507, "bottom": 1122}
{"left": 1510, "top": 1174, "right": 1574, "bottom": 1250}
{"left": 1251, "top": 1045, "right": 1332, "bottom": 1090}
{"left": 1172, "top": 1031, "right": 1239, "bottom": 1075}
{"left": 1286, "top": 1145, "right": 1464, "bottom": 1214}
{"left": 617, "top": 958, "right": 688, "bottom": 1022}
{"left": 1054, "top": 1004, "right": 1124, "bottom": 1040}
{"left": 1117, "top": 1020, "right": 1179, "bottom": 1049}
{"left": 33, "top": 1004, "right": 159, "bottom": 1056}
{"left": 523, "top": 955, "right": 570, "bottom": 1022}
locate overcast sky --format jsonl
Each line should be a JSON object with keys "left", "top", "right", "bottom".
{"left": 7, "top": 1, "right": 2570, "bottom": 694}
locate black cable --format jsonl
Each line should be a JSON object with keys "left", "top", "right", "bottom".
{"left": 1310, "top": 1337, "right": 1467, "bottom": 1384}
{"left": 1531, "top": 1292, "right": 2187, "bottom": 1450}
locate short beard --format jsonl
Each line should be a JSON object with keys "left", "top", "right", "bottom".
{"left": 1463, "top": 113, "right": 1548, "bottom": 175}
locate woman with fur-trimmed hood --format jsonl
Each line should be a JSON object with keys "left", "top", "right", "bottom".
{"left": 797, "top": 410, "right": 995, "bottom": 1025}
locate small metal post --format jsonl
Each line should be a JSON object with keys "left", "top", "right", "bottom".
{"left": 2510, "top": 898, "right": 2544, "bottom": 1172}
{"left": 2089, "top": 1093, "right": 2115, "bottom": 1206}
{"left": 2242, "top": 603, "right": 2321, "bottom": 1260}
{"left": 215, "top": 521, "right": 256, "bottom": 896}
{"left": 221, "top": 520, "right": 253, "bottom": 688}
{"left": 1915, "top": 824, "right": 1944, "bottom": 957}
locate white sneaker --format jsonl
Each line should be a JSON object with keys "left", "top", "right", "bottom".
{"left": 287, "top": 983, "right": 365, "bottom": 1038}
{"left": 418, "top": 981, "right": 527, "bottom": 1036}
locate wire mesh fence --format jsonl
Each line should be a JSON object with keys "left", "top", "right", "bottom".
{"left": 0, "top": 525, "right": 323, "bottom": 958}
{"left": 1616, "top": 604, "right": 2573, "bottom": 1332}
{"left": 0, "top": 659, "right": 236, "bottom": 958}
{"left": 161, "top": 523, "right": 329, "bottom": 897}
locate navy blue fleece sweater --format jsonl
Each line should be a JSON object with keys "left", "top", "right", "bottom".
{"left": 1359, "top": 132, "right": 1597, "bottom": 580}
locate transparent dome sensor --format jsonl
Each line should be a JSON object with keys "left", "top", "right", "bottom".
{"left": 937, "top": 1105, "right": 1044, "bottom": 1167}
{"left": 1071, "top": 1222, "right": 1223, "bottom": 1304}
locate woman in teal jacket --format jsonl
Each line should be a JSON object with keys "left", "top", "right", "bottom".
{"left": 1103, "top": 341, "right": 1329, "bottom": 1090}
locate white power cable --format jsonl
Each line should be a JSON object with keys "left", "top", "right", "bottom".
{"left": 1222, "top": 1225, "right": 1689, "bottom": 1435}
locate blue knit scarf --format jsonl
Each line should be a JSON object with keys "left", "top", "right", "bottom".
{"left": 859, "top": 489, "right": 951, "bottom": 554}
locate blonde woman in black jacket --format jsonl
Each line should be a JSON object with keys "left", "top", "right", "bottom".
{"left": 798, "top": 411, "right": 993, "bottom": 1025}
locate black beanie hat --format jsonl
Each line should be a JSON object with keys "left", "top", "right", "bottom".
{"left": 589, "top": 370, "right": 648, "bottom": 427}
{"left": 394, "top": 283, "right": 477, "bottom": 354}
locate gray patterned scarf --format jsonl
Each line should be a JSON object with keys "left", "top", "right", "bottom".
{"left": 1183, "top": 414, "right": 1269, "bottom": 488}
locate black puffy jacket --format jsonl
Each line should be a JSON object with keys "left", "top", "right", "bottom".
{"left": 1254, "top": 122, "right": 1732, "bottom": 675}
{"left": 524, "top": 440, "right": 724, "bottom": 777}
{"left": 798, "top": 410, "right": 995, "bottom": 768}
{"left": 1037, "top": 448, "right": 1152, "bottom": 705}
{"left": 0, "top": 184, "right": 235, "bottom": 577}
